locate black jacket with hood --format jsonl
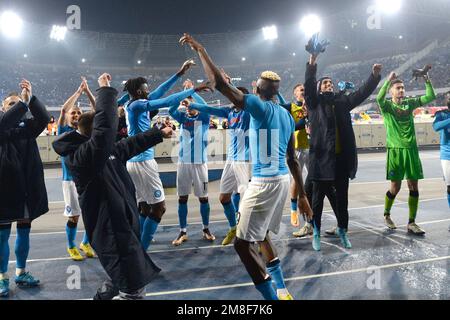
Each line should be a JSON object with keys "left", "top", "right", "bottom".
{"left": 0, "top": 97, "right": 50, "bottom": 223}
{"left": 305, "top": 63, "right": 381, "bottom": 181}
{"left": 52, "top": 86, "right": 163, "bottom": 291}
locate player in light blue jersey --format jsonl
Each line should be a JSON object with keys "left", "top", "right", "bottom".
{"left": 57, "top": 77, "right": 96, "bottom": 261}
{"left": 433, "top": 91, "right": 450, "bottom": 231}
{"left": 169, "top": 87, "right": 216, "bottom": 246}
{"left": 121, "top": 61, "right": 204, "bottom": 251}
{"left": 181, "top": 34, "right": 312, "bottom": 300}
{"left": 188, "top": 79, "right": 251, "bottom": 246}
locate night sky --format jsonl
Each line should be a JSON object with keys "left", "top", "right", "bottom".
{"left": 0, "top": 0, "right": 361, "bottom": 34}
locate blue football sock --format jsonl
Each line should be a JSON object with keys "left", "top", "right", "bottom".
{"left": 139, "top": 215, "right": 146, "bottom": 235}
{"left": 232, "top": 193, "right": 240, "bottom": 213}
{"left": 178, "top": 202, "right": 188, "bottom": 229}
{"left": 290, "top": 199, "right": 298, "bottom": 212}
{"left": 15, "top": 226, "right": 31, "bottom": 270}
{"left": 0, "top": 227, "right": 12, "bottom": 274}
{"left": 200, "top": 201, "right": 210, "bottom": 227}
{"left": 141, "top": 218, "right": 159, "bottom": 251}
{"left": 65, "top": 222, "right": 77, "bottom": 249}
{"left": 223, "top": 202, "right": 237, "bottom": 228}
{"left": 82, "top": 232, "right": 89, "bottom": 245}
{"left": 266, "top": 259, "right": 287, "bottom": 290}
{"left": 255, "top": 279, "right": 278, "bottom": 300}
{"left": 447, "top": 192, "right": 450, "bottom": 209}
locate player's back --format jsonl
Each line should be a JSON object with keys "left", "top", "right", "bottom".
{"left": 247, "top": 97, "right": 294, "bottom": 177}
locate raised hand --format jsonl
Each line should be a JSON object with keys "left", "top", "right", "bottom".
{"left": 179, "top": 33, "right": 203, "bottom": 52}
{"left": 183, "top": 79, "right": 195, "bottom": 90}
{"left": 20, "top": 79, "right": 32, "bottom": 104}
{"left": 178, "top": 59, "right": 196, "bottom": 76}
{"left": 251, "top": 80, "right": 257, "bottom": 94}
{"left": 98, "top": 73, "right": 112, "bottom": 88}
{"left": 81, "top": 76, "right": 90, "bottom": 92}
{"left": 161, "top": 126, "right": 173, "bottom": 138}
{"left": 195, "top": 80, "right": 215, "bottom": 93}
{"left": 372, "top": 64, "right": 382, "bottom": 77}
{"left": 305, "top": 33, "right": 330, "bottom": 57}
{"left": 388, "top": 72, "right": 397, "bottom": 82}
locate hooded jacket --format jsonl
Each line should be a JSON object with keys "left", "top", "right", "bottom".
{"left": 0, "top": 97, "right": 50, "bottom": 223}
{"left": 52, "top": 86, "right": 163, "bottom": 291}
{"left": 305, "top": 63, "right": 381, "bottom": 181}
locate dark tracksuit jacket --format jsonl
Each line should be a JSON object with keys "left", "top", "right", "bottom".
{"left": 0, "top": 97, "right": 50, "bottom": 223}
{"left": 53, "top": 87, "right": 164, "bottom": 291}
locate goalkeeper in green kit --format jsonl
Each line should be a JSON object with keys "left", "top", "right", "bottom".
{"left": 376, "top": 70, "right": 436, "bottom": 235}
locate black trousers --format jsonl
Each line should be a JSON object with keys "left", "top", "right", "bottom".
{"left": 311, "top": 155, "right": 349, "bottom": 231}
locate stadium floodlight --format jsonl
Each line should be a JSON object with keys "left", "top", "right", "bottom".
{"left": 23, "top": 53, "right": 28, "bottom": 58}
{"left": 398, "top": 35, "right": 403, "bottom": 39}
{"left": 292, "top": 52, "right": 296, "bottom": 56}
{"left": 0, "top": 11, "right": 23, "bottom": 39}
{"left": 241, "top": 57, "right": 246, "bottom": 62}
{"left": 81, "top": 58, "right": 86, "bottom": 63}
{"left": 344, "top": 45, "right": 349, "bottom": 50}
{"left": 262, "top": 25, "right": 278, "bottom": 40}
{"left": 137, "top": 60, "right": 142, "bottom": 65}
{"left": 376, "top": 0, "right": 402, "bottom": 14}
{"left": 50, "top": 25, "right": 67, "bottom": 41}
{"left": 300, "top": 14, "right": 322, "bottom": 38}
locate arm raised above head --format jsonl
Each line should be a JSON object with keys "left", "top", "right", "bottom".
{"left": 180, "top": 34, "right": 245, "bottom": 109}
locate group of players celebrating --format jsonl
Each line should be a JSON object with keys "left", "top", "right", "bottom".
{"left": 0, "top": 32, "right": 448, "bottom": 300}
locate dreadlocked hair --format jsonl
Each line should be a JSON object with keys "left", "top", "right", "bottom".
{"left": 123, "top": 77, "right": 148, "bottom": 98}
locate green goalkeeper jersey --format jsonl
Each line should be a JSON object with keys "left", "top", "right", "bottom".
{"left": 376, "top": 80, "right": 436, "bottom": 149}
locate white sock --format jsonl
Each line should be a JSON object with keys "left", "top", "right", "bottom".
{"left": 277, "top": 288, "right": 289, "bottom": 296}
{"left": 16, "top": 268, "right": 25, "bottom": 277}
{"left": 181, "top": 228, "right": 187, "bottom": 233}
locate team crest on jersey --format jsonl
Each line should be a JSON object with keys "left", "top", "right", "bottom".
{"left": 66, "top": 206, "right": 72, "bottom": 214}
{"left": 389, "top": 170, "right": 396, "bottom": 177}
{"left": 154, "top": 190, "right": 162, "bottom": 198}
{"left": 230, "top": 117, "right": 240, "bottom": 126}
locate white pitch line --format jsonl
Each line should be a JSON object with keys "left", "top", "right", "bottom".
{"left": 10, "top": 217, "right": 450, "bottom": 265}
{"left": 16, "top": 197, "right": 446, "bottom": 236}
{"left": 143, "top": 255, "right": 450, "bottom": 297}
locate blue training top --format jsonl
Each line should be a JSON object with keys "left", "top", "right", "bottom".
{"left": 433, "top": 110, "right": 450, "bottom": 160}
{"left": 58, "top": 125, "right": 75, "bottom": 181}
{"left": 243, "top": 94, "right": 295, "bottom": 178}
{"left": 189, "top": 103, "right": 250, "bottom": 162}
{"left": 169, "top": 104, "right": 210, "bottom": 164}
{"left": 125, "top": 88, "right": 196, "bottom": 163}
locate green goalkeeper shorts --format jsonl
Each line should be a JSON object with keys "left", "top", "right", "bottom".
{"left": 386, "top": 148, "right": 424, "bottom": 181}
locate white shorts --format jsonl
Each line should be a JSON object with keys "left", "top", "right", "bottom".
{"left": 442, "top": 160, "right": 450, "bottom": 185}
{"left": 220, "top": 161, "right": 251, "bottom": 195}
{"left": 126, "top": 160, "right": 165, "bottom": 205}
{"left": 177, "top": 163, "right": 209, "bottom": 198}
{"left": 295, "top": 149, "right": 310, "bottom": 173}
{"left": 62, "top": 181, "right": 82, "bottom": 217}
{"left": 237, "top": 175, "right": 290, "bottom": 242}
